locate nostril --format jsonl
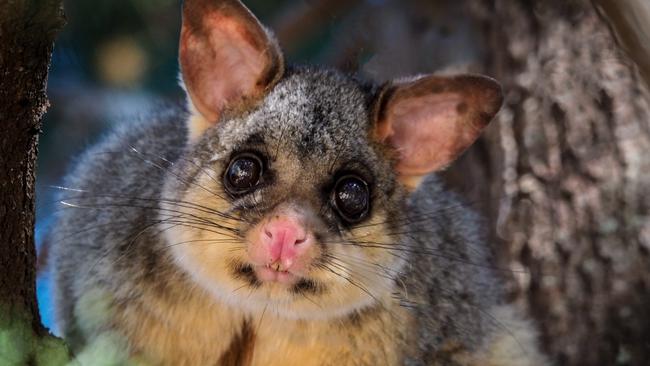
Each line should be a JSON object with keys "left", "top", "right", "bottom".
{"left": 294, "top": 236, "right": 307, "bottom": 245}
{"left": 264, "top": 229, "right": 273, "bottom": 239}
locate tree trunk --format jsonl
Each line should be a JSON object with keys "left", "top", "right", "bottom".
{"left": 0, "top": 0, "right": 68, "bottom": 363}
{"left": 454, "top": 2, "right": 650, "bottom": 365}
{"left": 279, "top": 0, "right": 650, "bottom": 364}
{"left": 593, "top": 0, "right": 650, "bottom": 90}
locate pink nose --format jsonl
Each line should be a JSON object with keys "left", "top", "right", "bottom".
{"left": 259, "top": 217, "right": 311, "bottom": 271}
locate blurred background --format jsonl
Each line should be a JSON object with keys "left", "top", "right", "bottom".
{"left": 37, "top": 0, "right": 650, "bottom": 365}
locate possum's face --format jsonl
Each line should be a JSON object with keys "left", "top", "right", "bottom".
{"left": 163, "top": 0, "right": 502, "bottom": 320}
{"left": 165, "top": 70, "right": 407, "bottom": 319}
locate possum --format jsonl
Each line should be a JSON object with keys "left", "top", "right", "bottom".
{"left": 51, "top": 0, "right": 549, "bottom": 365}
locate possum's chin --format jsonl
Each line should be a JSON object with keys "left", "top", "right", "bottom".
{"left": 183, "top": 262, "right": 377, "bottom": 320}
{"left": 227, "top": 283, "right": 378, "bottom": 321}
{"left": 206, "top": 266, "right": 377, "bottom": 321}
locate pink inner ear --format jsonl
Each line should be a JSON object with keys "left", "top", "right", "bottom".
{"left": 204, "top": 14, "right": 266, "bottom": 102}
{"left": 386, "top": 93, "right": 479, "bottom": 174}
{"left": 181, "top": 13, "right": 272, "bottom": 122}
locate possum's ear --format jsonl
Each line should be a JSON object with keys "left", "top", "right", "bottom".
{"left": 373, "top": 74, "right": 503, "bottom": 190}
{"left": 180, "top": 0, "right": 284, "bottom": 141}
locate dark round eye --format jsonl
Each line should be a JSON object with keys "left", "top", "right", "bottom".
{"left": 333, "top": 175, "right": 370, "bottom": 223}
{"left": 224, "top": 153, "right": 263, "bottom": 194}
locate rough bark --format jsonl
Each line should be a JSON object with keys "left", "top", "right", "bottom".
{"left": 458, "top": 2, "right": 650, "bottom": 365}
{"left": 0, "top": 0, "right": 68, "bottom": 363}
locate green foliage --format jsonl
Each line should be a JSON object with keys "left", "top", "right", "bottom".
{"left": 0, "top": 305, "right": 71, "bottom": 366}
{"left": 0, "top": 292, "right": 149, "bottom": 365}
{"left": 69, "top": 331, "right": 131, "bottom": 366}
{"left": 34, "top": 336, "right": 71, "bottom": 366}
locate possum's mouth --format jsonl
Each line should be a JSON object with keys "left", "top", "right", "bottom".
{"left": 231, "top": 261, "right": 323, "bottom": 295}
{"left": 253, "top": 264, "right": 299, "bottom": 284}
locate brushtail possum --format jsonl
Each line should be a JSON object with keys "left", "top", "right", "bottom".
{"left": 51, "top": 0, "right": 549, "bottom": 365}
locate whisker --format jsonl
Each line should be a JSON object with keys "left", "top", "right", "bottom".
{"left": 335, "top": 239, "right": 529, "bottom": 275}
{"left": 314, "top": 261, "right": 380, "bottom": 304}
{"left": 127, "top": 146, "right": 226, "bottom": 200}
{"left": 52, "top": 186, "right": 243, "bottom": 222}
{"left": 58, "top": 197, "right": 242, "bottom": 234}
{"left": 161, "top": 238, "right": 244, "bottom": 250}
{"left": 274, "top": 124, "right": 289, "bottom": 161}
{"left": 231, "top": 283, "right": 250, "bottom": 294}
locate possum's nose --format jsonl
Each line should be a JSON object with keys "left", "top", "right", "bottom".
{"left": 261, "top": 218, "right": 309, "bottom": 270}
{"left": 247, "top": 208, "right": 315, "bottom": 279}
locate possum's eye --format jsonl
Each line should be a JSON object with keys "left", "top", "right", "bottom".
{"left": 332, "top": 175, "right": 370, "bottom": 223}
{"left": 224, "top": 153, "right": 263, "bottom": 195}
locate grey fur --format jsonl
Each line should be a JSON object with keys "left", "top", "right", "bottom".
{"left": 51, "top": 66, "right": 535, "bottom": 364}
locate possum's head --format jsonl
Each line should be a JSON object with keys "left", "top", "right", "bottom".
{"left": 163, "top": 0, "right": 502, "bottom": 320}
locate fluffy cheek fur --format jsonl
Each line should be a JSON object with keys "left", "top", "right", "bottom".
{"left": 162, "top": 171, "right": 405, "bottom": 320}
{"left": 161, "top": 172, "right": 249, "bottom": 309}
